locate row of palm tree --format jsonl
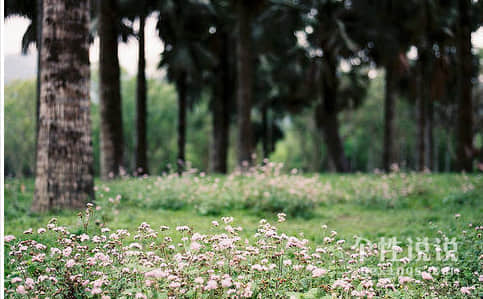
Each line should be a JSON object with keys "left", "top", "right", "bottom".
{"left": 5, "top": 0, "right": 481, "bottom": 211}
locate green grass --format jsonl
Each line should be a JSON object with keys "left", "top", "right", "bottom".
{"left": 5, "top": 173, "right": 482, "bottom": 243}
{"left": 4, "top": 173, "right": 483, "bottom": 297}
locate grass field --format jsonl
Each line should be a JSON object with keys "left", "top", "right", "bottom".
{"left": 4, "top": 169, "right": 483, "bottom": 297}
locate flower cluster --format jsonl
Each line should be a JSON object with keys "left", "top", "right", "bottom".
{"left": 4, "top": 204, "right": 481, "bottom": 298}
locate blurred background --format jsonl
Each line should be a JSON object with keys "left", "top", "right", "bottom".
{"left": 4, "top": 0, "right": 483, "bottom": 177}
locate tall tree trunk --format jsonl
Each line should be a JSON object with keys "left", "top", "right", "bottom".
{"left": 383, "top": 64, "right": 396, "bottom": 172}
{"left": 416, "top": 53, "right": 428, "bottom": 171}
{"left": 456, "top": 0, "right": 474, "bottom": 172}
{"left": 135, "top": 14, "right": 148, "bottom": 175}
{"left": 210, "top": 32, "right": 231, "bottom": 174}
{"left": 425, "top": 100, "right": 434, "bottom": 170}
{"left": 236, "top": 0, "right": 253, "bottom": 168}
{"left": 261, "top": 105, "right": 269, "bottom": 159}
{"left": 176, "top": 73, "right": 187, "bottom": 175}
{"left": 35, "top": 0, "right": 43, "bottom": 170}
{"left": 99, "top": 0, "right": 124, "bottom": 179}
{"left": 32, "top": 0, "right": 94, "bottom": 212}
{"left": 317, "top": 107, "right": 350, "bottom": 173}
{"left": 316, "top": 58, "right": 350, "bottom": 173}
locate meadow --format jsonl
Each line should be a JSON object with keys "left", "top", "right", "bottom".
{"left": 4, "top": 165, "right": 483, "bottom": 298}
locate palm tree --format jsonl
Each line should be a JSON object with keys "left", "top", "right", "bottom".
{"left": 206, "top": 0, "right": 236, "bottom": 174}
{"left": 235, "top": 0, "right": 256, "bottom": 168}
{"left": 209, "top": 29, "right": 233, "bottom": 173}
{"left": 157, "top": 0, "right": 214, "bottom": 175}
{"left": 32, "top": 0, "right": 94, "bottom": 211}
{"left": 98, "top": 0, "right": 124, "bottom": 179}
{"left": 5, "top": 0, "right": 42, "bottom": 164}
{"left": 307, "top": 0, "right": 357, "bottom": 172}
{"left": 135, "top": 11, "right": 148, "bottom": 175}
{"left": 456, "top": 0, "right": 474, "bottom": 171}
{"left": 118, "top": 0, "right": 156, "bottom": 175}
{"left": 350, "top": 0, "right": 412, "bottom": 172}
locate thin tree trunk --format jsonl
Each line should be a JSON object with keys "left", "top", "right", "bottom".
{"left": 135, "top": 14, "right": 148, "bottom": 175}
{"left": 383, "top": 64, "right": 396, "bottom": 172}
{"left": 99, "top": 0, "right": 124, "bottom": 179}
{"left": 261, "top": 105, "right": 269, "bottom": 159}
{"left": 318, "top": 107, "right": 350, "bottom": 173}
{"left": 269, "top": 112, "right": 275, "bottom": 154}
{"left": 456, "top": 0, "right": 474, "bottom": 171}
{"left": 425, "top": 99, "right": 434, "bottom": 170}
{"left": 316, "top": 57, "right": 350, "bottom": 173}
{"left": 434, "top": 134, "right": 439, "bottom": 172}
{"left": 32, "top": 0, "right": 94, "bottom": 212}
{"left": 445, "top": 135, "right": 451, "bottom": 172}
{"left": 176, "top": 73, "right": 187, "bottom": 175}
{"left": 210, "top": 32, "right": 231, "bottom": 174}
{"left": 236, "top": 0, "right": 253, "bottom": 168}
{"left": 35, "top": 0, "right": 42, "bottom": 171}
{"left": 416, "top": 55, "right": 427, "bottom": 171}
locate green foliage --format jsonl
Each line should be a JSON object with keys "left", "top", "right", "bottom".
{"left": 4, "top": 80, "right": 36, "bottom": 177}
{"left": 270, "top": 74, "right": 463, "bottom": 172}
{"left": 4, "top": 76, "right": 212, "bottom": 177}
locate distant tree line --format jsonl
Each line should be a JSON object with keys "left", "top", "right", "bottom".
{"left": 4, "top": 0, "right": 483, "bottom": 211}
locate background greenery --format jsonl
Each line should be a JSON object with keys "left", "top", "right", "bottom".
{"left": 7, "top": 63, "right": 482, "bottom": 177}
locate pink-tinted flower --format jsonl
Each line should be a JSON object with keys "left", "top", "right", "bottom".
{"left": 79, "top": 234, "right": 90, "bottom": 242}
{"left": 66, "top": 259, "right": 76, "bottom": 268}
{"left": 205, "top": 280, "right": 218, "bottom": 290}
{"left": 398, "top": 276, "right": 413, "bottom": 285}
{"left": 194, "top": 277, "right": 204, "bottom": 284}
{"left": 441, "top": 267, "right": 451, "bottom": 275}
{"left": 241, "top": 282, "right": 253, "bottom": 297}
{"left": 16, "top": 285, "right": 27, "bottom": 295}
{"left": 421, "top": 271, "right": 433, "bottom": 281}
{"left": 62, "top": 247, "right": 72, "bottom": 257}
{"left": 135, "top": 293, "right": 147, "bottom": 299}
{"left": 25, "top": 278, "right": 35, "bottom": 289}
{"left": 221, "top": 278, "right": 232, "bottom": 288}
{"left": 91, "top": 287, "right": 102, "bottom": 295}
{"left": 145, "top": 269, "right": 167, "bottom": 279}
{"left": 169, "top": 282, "right": 181, "bottom": 288}
{"left": 460, "top": 286, "right": 474, "bottom": 295}
{"left": 190, "top": 241, "right": 202, "bottom": 251}
{"left": 4, "top": 235, "right": 16, "bottom": 242}
{"left": 312, "top": 268, "right": 327, "bottom": 278}
{"left": 11, "top": 277, "right": 22, "bottom": 284}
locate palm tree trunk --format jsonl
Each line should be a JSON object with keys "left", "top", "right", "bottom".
{"left": 456, "top": 0, "right": 474, "bottom": 171}
{"left": 99, "top": 0, "right": 124, "bottom": 179}
{"left": 32, "top": 0, "right": 94, "bottom": 212}
{"left": 425, "top": 99, "right": 434, "bottom": 170}
{"left": 316, "top": 57, "right": 350, "bottom": 173}
{"left": 383, "top": 64, "right": 396, "bottom": 172}
{"left": 317, "top": 106, "right": 350, "bottom": 173}
{"left": 210, "top": 32, "right": 231, "bottom": 174}
{"left": 135, "top": 14, "right": 148, "bottom": 175}
{"left": 35, "top": 0, "right": 42, "bottom": 170}
{"left": 236, "top": 0, "right": 254, "bottom": 168}
{"left": 176, "top": 72, "right": 187, "bottom": 175}
{"left": 416, "top": 55, "right": 427, "bottom": 171}
{"left": 261, "top": 105, "right": 269, "bottom": 160}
